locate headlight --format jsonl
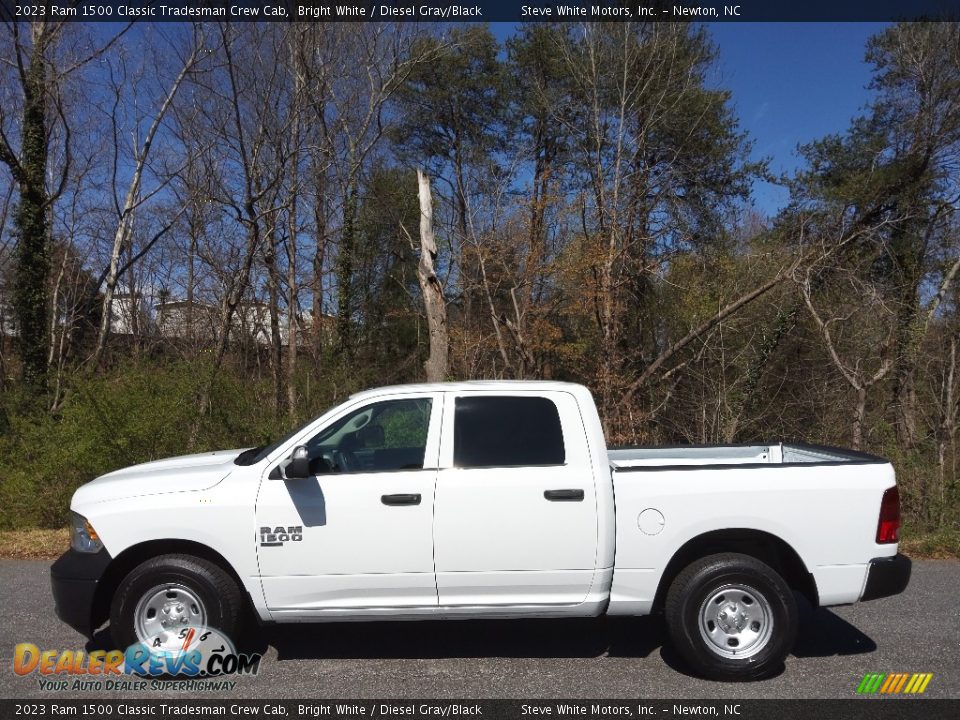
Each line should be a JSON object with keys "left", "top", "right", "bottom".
{"left": 70, "top": 512, "right": 103, "bottom": 553}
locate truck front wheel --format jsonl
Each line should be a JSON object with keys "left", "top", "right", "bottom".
{"left": 110, "top": 554, "right": 244, "bottom": 652}
{"left": 665, "top": 552, "right": 798, "bottom": 681}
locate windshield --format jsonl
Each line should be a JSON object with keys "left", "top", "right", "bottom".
{"left": 233, "top": 404, "right": 337, "bottom": 466}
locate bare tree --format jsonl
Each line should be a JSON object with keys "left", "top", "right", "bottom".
{"left": 91, "top": 28, "right": 205, "bottom": 367}
{"left": 284, "top": 24, "right": 309, "bottom": 416}
{"left": 0, "top": 20, "right": 125, "bottom": 388}
{"left": 415, "top": 169, "right": 448, "bottom": 381}
{"left": 801, "top": 269, "right": 894, "bottom": 449}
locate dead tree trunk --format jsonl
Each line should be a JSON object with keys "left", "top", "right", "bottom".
{"left": 416, "top": 169, "right": 448, "bottom": 382}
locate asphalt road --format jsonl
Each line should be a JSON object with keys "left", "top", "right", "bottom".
{"left": 0, "top": 559, "right": 957, "bottom": 700}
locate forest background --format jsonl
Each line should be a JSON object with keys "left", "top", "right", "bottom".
{"left": 1, "top": 20, "right": 958, "bottom": 555}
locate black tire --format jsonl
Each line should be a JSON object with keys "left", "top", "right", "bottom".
{"left": 110, "top": 554, "right": 244, "bottom": 650}
{"left": 665, "top": 552, "right": 798, "bottom": 681}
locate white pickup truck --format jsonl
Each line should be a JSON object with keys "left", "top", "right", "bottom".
{"left": 52, "top": 381, "right": 910, "bottom": 680}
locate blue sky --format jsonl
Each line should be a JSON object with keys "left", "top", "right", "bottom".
{"left": 706, "top": 22, "right": 889, "bottom": 213}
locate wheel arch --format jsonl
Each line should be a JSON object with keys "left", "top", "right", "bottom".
{"left": 92, "top": 539, "right": 248, "bottom": 633}
{"left": 652, "top": 528, "right": 818, "bottom": 611}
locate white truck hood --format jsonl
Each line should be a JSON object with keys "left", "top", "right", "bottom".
{"left": 72, "top": 448, "right": 247, "bottom": 507}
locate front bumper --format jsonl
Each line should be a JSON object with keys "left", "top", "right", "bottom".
{"left": 861, "top": 553, "right": 911, "bottom": 601}
{"left": 50, "top": 548, "right": 112, "bottom": 637}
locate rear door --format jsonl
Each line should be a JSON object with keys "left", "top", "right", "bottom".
{"left": 432, "top": 391, "right": 598, "bottom": 606}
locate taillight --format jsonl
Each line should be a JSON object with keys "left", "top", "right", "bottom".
{"left": 876, "top": 486, "right": 901, "bottom": 544}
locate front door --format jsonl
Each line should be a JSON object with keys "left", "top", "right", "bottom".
{"left": 432, "top": 391, "right": 599, "bottom": 607}
{"left": 256, "top": 393, "right": 442, "bottom": 613}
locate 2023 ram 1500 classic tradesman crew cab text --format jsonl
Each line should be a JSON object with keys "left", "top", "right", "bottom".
{"left": 51, "top": 381, "right": 910, "bottom": 680}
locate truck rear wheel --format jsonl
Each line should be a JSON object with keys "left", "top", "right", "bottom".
{"left": 110, "top": 554, "right": 243, "bottom": 652}
{"left": 665, "top": 552, "right": 798, "bottom": 681}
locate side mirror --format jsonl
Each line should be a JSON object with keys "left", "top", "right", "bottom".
{"left": 285, "top": 445, "right": 311, "bottom": 479}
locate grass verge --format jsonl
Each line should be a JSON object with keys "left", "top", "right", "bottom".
{"left": 0, "top": 528, "right": 69, "bottom": 560}
{"left": 898, "top": 528, "right": 960, "bottom": 560}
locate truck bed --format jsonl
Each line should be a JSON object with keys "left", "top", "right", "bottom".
{"left": 605, "top": 441, "right": 895, "bottom": 615}
{"left": 609, "top": 442, "right": 885, "bottom": 469}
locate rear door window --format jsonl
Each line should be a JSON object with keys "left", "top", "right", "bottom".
{"left": 453, "top": 396, "right": 565, "bottom": 468}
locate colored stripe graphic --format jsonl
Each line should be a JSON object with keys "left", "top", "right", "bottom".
{"left": 908, "top": 673, "right": 933, "bottom": 694}
{"left": 857, "top": 673, "right": 884, "bottom": 693}
{"left": 857, "top": 672, "right": 933, "bottom": 694}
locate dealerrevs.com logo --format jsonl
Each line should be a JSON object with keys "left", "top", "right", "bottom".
{"left": 856, "top": 672, "right": 934, "bottom": 695}
{"left": 13, "top": 626, "right": 261, "bottom": 692}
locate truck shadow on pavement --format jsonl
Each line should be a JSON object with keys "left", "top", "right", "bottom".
{"left": 791, "top": 600, "right": 878, "bottom": 658}
{"left": 246, "top": 615, "right": 662, "bottom": 661}
{"left": 86, "top": 598, "right": 875, "bottom": 679}
{"left": 233, "top": 597, "right": 876, "bottom": 673}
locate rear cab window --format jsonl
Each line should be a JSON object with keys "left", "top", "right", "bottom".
{"left": 453, "top": 395, "right": 565, "bottom": 468}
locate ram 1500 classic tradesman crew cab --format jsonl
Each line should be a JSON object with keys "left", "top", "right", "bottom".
{"left": 51, "top": 381, "right": 911, "bottom": 680}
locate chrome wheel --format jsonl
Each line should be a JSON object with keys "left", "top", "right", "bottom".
{"left": 698, "top": 583, "right": 773, "bottom": 659}
{"left": 133, "top": 583, "right": 207, "bottom": 651}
